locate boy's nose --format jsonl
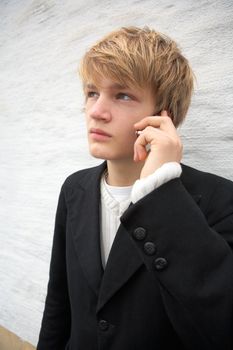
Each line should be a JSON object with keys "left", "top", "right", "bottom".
{"left": 89, "top": 97, "right": 112, "bottom": 121}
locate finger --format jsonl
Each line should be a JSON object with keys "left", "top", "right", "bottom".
{"left": 134, "top": 113, "right": 171, "bottom": 127}
{"left": 134, "top": 127, "right": 164, "bottom": 161}
{"left": 134, "top": 116, "right": 161, "bottom": 129}
{"left": 134, "top": 116, "right": 177, "bottom": 137}
{"left": 134, "top": 129, "right": 150, "bottom": 162}
{"left": 134, "top": 143, "right": 147, "bottom": 162}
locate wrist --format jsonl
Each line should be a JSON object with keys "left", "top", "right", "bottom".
{"left": 131, "top": 162, "right": 182, "bottom": 203}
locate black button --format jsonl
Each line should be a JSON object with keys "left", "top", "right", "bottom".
{"left": 154, "top": 257, "right": 168, "bottom": 270}
{"left": 99, "top": 319, "right": 109, "bottom": 331}
{"left": 144, "top": 242, "right": 156, "bottom": 255}
{"left": 133, "top": 227, "right": 147, "bottom": 241}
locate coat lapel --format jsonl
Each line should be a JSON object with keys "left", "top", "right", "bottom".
{"left": 97, "top": 219, "right": 143, "bottom": 312}
{"left": 67, "top": 162, "right": 106, "bottom": 297}
{"left": 67, "top": 161, "right": 143, "bottom": 310}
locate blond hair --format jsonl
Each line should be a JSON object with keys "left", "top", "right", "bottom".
{"left": 79, "top": 26, "right": 194, "bottom": 126}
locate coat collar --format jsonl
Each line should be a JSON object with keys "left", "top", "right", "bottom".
{"left": 180, "top": 164, "right": 202, "bottom": 204}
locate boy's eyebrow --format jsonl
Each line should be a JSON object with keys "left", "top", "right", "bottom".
{"left": 85, "top": 82, "right": 129, "bottom": 90}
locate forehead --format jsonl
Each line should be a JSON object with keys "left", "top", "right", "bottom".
{"left": 82, "top": 63, "right": 136, "bottom": 90}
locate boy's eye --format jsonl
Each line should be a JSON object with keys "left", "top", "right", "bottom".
{"left": 117, "top": 93, "right": 132, "bottom": 101}
{"left": 87, "top": 91, "right": 99, "bottom": 98}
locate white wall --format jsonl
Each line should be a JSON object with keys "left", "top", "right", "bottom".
{"left": 0, "top": 0, "right": 233, "bottom": 345}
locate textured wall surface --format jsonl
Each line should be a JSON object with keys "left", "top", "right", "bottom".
{"left": 0, "top": 0, "right": 233, "bottom": 345}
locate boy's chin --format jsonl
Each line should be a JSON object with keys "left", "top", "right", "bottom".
{"left": 89, "top": 148, "right": 108, "bottom": 160}
{"left": 88, "top": 145, "right": 134, "bottom": 162}
{"left": 91, "top": 154, "right": 106, "bottom": 160}
{"left": 88, "top": 145, "right": 113, "bottom": 160}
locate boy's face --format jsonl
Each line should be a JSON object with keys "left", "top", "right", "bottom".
{"left": 84, "top": 78, "right": 155, "bottom": 162}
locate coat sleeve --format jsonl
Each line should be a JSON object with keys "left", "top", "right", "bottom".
{"left": 37, "top": 185, "right": 71, "bottom": 350}
{"left": 121, "top": 177, "right": 233, "bottom": 350}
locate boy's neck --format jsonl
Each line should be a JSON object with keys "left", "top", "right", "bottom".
{"left": 106, "top": 160, "right": 143, "bottom": 187}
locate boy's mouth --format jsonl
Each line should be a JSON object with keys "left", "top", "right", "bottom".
{"left": 90, "top": 128, "right": 112, "bottom": 137}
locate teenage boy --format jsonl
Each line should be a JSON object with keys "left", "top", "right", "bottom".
{"left": 37, "top": 27, "right": 233, "bottom": 350}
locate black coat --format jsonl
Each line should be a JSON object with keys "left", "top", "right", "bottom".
{"left": 37, "top": 163, "right": 233, "bottom": 350}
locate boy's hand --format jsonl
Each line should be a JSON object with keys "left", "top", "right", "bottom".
{"left": 134, "top": 110, "right": 183, "bottom": 179}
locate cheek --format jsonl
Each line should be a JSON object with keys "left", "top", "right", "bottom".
{"left": 120, "top": 127, "right": 137, "bottom": 150}
{"left": 120, "top": 122, "right": 135, "bottom": 139}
